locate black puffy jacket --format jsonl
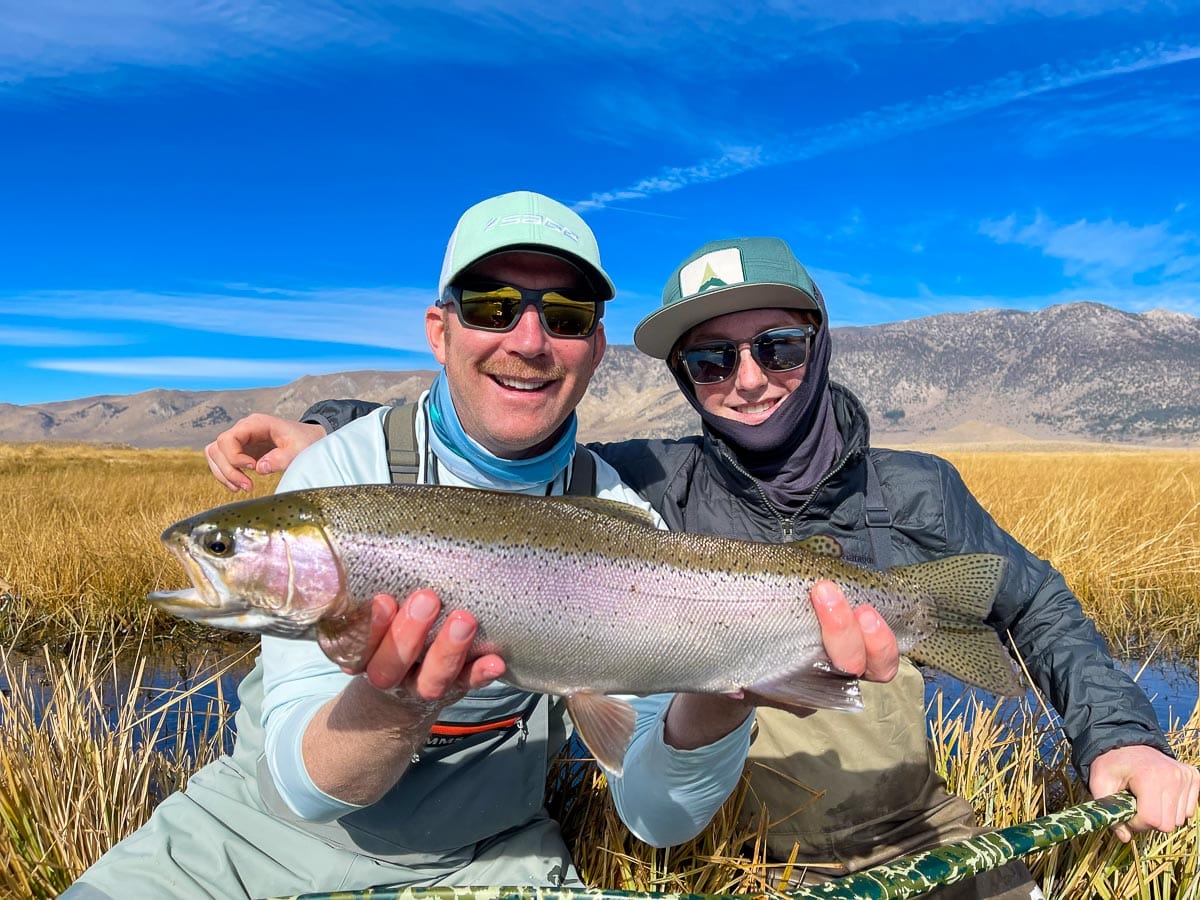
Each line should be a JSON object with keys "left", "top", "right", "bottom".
{"left": 594, "top": 382, "right": 1172, "bottom": 780}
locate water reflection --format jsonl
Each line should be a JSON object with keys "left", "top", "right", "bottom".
{"left": 924, "top": 657, "right": 1199, "bottom": 736}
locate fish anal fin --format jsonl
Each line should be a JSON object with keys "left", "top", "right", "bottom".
{"left": 741, "top": 660, "right": 864, "bottom": 714}
{"left": 793, "top": 534, "right": 844, "bottom": 558}
{"left": 568, "top": 692, "right": 637, "bottom": 775}
{"left": 910, "top": 629, "right": 1024, "bottom": 697}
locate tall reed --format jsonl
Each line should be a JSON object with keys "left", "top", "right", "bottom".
{"left": 3, "top": 442, "right": 1196, "bottom": 656}
{"left": 547, "top": 687, "right": 1200, "bottom": 899}
{"left": 0, "top": 631, "right": 245, "bottom": 897}
{"left": 939, "top": 449, "right": 1200, "bottom": 659}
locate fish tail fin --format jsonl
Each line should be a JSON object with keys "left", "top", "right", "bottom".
{"left": 891, "top": 554, "right": 1024, "bottom": 696}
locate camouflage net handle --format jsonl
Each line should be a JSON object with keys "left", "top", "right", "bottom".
{"left": 273, "top": 791, "right": 1136, "bottom": 900}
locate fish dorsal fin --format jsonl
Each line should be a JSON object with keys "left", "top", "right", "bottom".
{"left": 793, "top": 534, "right": 844, "bottom": 558}
{"left": 567, "top": 692, "right": 637, "bottom": 775}
{"left": 553, "top": 496, "right": 660, "bottom": 529}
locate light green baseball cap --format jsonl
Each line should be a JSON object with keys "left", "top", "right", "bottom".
{"left": 634, "top": 236, "right": 821, "bottom": 359}
{"left": 438, "top": 191, "right": 615, "bottom": 301}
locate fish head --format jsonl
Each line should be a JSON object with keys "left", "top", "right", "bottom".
{"left": 148, "top": 493, "right": 344, "bottom": 638}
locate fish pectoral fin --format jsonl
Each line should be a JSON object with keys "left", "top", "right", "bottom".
{"left": 316, "top": 602, "right": 375, "bottom": 671}
{"left": 740, "top": 660, "right": 865, "bottom": 714}
{"left": 567, "top": 692, "right": 637, "bottom": 776}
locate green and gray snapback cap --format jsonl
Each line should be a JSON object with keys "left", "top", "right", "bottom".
{"left": 438, "top": 191, "right": 616, "bottom": 301}
{"left": 634, "top": 236, "right": 820, "bottom": 359}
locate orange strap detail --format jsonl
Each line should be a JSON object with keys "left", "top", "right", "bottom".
{"left": 429, "top": 714, "right": 523, "bottom": 737}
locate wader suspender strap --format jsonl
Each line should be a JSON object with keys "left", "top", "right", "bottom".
{"left": 862, "top": 453, "right": 893, "bottom": 570}
{"left": 566, "top": 446, "right": 596, "bottom": 497}
{"left": 385, "top": 404, "right": 421, "bottom": 485}
{"left": 383, "top": 403, "right": 597, "bottom": 496}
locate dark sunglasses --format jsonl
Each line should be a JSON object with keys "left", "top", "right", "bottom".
{"left": 676, "top": 325, "right": 816, "bottom": 385}
{"left": 437, "top": 283, "right": 602, "bottom": 338}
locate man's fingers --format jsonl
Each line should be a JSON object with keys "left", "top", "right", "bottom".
{"left": 365, "top": 591, "right": 441, "bottom": 690}
{"left": 1183, "top": 769, "right": 1200, "bottom": 827}
{"left": 810, "top": 581, "right": 867, "bottom": 677}
{"left": 463, "top": 655, "right": 506, "bottom": 691}
{"left": 204, "top": 441, "right": 252, "bottom": 492}
{"left": 412, "top": 611, "right": 478, "bottom": 701}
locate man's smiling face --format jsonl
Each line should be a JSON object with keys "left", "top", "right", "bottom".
{"left": 426, "top": 251, "right": 606, "bottom": 459}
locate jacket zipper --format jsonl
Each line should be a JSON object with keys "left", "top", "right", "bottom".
{"left": 718, "top": 444, "right": 857, "bottom": 541}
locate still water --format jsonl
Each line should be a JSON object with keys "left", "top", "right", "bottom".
{"left": 6, "top": 649, "right": 1196, "bottom": 749}
{"left": 924, "top": 657, "right": 1199, "bottom": 736}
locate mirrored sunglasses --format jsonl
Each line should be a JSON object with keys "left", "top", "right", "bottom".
{"left": 677, "top": 325, "right": 816, "bottom": 385}
{"left": 438, "top": 284, "right": 601, "bottom": 338}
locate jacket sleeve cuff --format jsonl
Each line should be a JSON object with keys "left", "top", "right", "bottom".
{"left": 608, "top": 695, "right": 753, "bottom": 847}
{"left": 263, "top": 696, "right": 366, "bottom": 822}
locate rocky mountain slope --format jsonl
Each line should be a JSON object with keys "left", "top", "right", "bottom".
{"left": 2, "top": 303, "right": 1196, "bottom": 448}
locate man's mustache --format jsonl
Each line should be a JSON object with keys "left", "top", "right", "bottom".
{"left": 480, "top": 362, "right": 567, "bottom": 381}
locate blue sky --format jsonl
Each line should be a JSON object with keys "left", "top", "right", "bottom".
{"left": 2, "top": 1, "right": 1198, "bottom": 405}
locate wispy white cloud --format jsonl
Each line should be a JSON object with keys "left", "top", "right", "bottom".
{"left": 0, "top": 324, "right": 131, "bottom": 347}
{"left": 31, "top": 355, "right": 422, "bottom": 380}
{"left": 0, "top": 0, "right": 362, "bottom": 88}
{"left": 1007, "top": 84, "right": 1200, "bottom": 156}
{"left": 3, "top": 285, "right": 436, "bottom": 351}
{"left": 979, "top": 212, "right": 1200, "bottom": 280}
{"left": 576, "top": 40, "right": 1200, "bottom": 211}
{"left": 1, "top": 0, "right": 1163, "bottom": 92}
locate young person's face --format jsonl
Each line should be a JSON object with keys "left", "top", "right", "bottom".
{"left": 679, "top": 308, "right": 815, "bottom": 427}
{"left": 426, "top": 251, "right": 606, "bottom": 459}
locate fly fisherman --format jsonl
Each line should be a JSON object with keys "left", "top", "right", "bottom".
{"left": 209, "top": 236, "right": 1198, "bottom": 898}
{"left": 66, "top": 197, "right": 899, "bottom": 900}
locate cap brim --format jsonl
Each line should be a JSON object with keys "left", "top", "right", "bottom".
{"left": 633, "top": 282, "right": 819, "bottom": 359}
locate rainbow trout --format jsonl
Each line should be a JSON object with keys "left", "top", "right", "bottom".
{"left": 149, "top": 484, "right": 1021, "bottom": 772}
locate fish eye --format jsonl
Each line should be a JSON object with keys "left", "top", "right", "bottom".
{"left": 202, "top": 530, "right": 235, "bottom": 557}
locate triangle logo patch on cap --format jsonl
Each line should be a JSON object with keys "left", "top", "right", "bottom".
{"left": 679, "top": 248, "right": 745, "bottom": 297}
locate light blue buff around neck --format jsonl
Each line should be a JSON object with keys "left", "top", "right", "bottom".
{"left": 425, "top": 370, "right": 578, "bottom": 491}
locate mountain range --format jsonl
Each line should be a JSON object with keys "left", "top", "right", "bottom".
{"left": 3, "top": 302, "right": 1197, "bottom": 449}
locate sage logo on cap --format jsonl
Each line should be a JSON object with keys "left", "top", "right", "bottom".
{"left": 483, "top": 213, "right": 581, "bottom": 244}
{"left": 679, "top": 247, "right": 745, "bottom": 297}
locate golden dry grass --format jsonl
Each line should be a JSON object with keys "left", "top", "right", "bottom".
{"left": 936, "top": 448, "right": 1200, "bottom": 659}
{"left": 546, "top": 690, "right": 1200, "bottom": 900}
{"left": 3, "top": 441, "right": 1198, "bottom": 656}
{"left": 0, "top": 442, "right": 276, "bottom": 648}
{"left": 2, "top": 441, "right": 1199, "bottom": 896}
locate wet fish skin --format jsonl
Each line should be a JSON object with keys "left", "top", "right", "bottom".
{"left": 149, "top": 484, "right": 1021, "bottom": 771}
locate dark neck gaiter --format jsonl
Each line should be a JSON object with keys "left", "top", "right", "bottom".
{"left": 673, "top": 303, "right": 843, "bottom": 512}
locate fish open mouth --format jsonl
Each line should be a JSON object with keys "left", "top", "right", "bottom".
{"left": 148, "top": 544, "right": 225, "bottom": 615}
